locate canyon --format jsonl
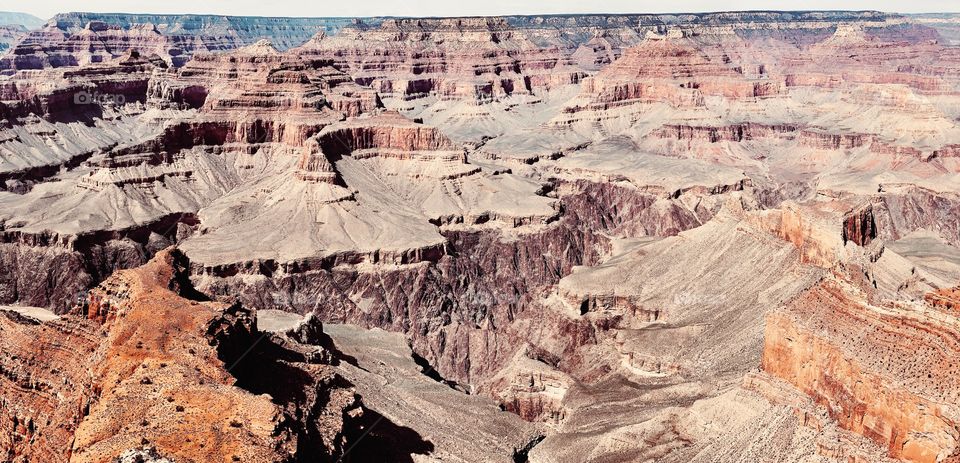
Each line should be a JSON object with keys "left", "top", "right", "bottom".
{"left": 0, "top": 8, "right": 958, "bottom": 463}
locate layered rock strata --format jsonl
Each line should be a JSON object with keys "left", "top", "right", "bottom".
{"left": 0, "top": 13, "right": 362, "bottom": 70}
{"left": 298, "top": 17, "right": 586, "bottom": 104}
{"left": 0, "top": 10, "right": 959, "bottom": 463}
{"left": 762, "top": 279, "right": 960, "bottom": 463}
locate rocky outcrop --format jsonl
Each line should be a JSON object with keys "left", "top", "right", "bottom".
{"left": 0, "top": 249, "right": 366, "bottom": 462}
{"left": 925, "top": 286, "right": 960, "bottom": 312}
{"left": 842, "top": 203, "right": 878, "bottom": 246}
{"left": 871, "top": 187, "right": 960, "bottom": 246}
{"left": 495, "top": 369, "right": 571, "bottom": 424}
{"left": 762, "top": 279, "right": 960, "bottom": 463}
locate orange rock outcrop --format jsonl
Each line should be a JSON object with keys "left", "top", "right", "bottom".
{"left": 762, "top": 280, "right": 960, "bottom": 463}
{"left": 0, "top": 249, "right": 360, "bottom": 462}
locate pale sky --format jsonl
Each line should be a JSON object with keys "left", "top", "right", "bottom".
{"left": 8, "top": 0, "right": 959, "bottom": 22}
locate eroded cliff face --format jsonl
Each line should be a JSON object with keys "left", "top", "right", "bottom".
{"left": 761, "top": 280, "right": 960, "bottom": 463}
{"left": 2, "top": 10, "right": 960, "bottom": 463}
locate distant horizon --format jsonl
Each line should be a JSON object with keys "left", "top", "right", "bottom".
{"left": 5, "top": 9, "right": 931, "bottom": 19}
{"left": 5, "top": 9, "right": 960, "bottom": 23}
{"left": 9, "top": 0, "right": 960, "bottom": 23}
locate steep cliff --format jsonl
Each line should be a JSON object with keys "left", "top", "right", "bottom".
{"left": 762, "top": 280, "right": 960, "bottom": 463}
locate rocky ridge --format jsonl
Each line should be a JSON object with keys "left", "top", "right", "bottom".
{"left": 1, "top": 248, "right": 359, "bottom": 462}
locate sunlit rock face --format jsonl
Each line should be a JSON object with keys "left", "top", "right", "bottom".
{"left": 0, "top": 12, "right": 364, "bottom": 71}
{"left": 0, "top": 249, "right": 361, "bottom": 463}
{"left": 762, "top": 280, "right": 960, "bottom": 463}
{"left": 1, "top": 9, "right": 960, "bottom": 463}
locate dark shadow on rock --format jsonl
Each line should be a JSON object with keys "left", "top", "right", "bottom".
{"left": 513, "top": 435, "right": 545, "bottom": 463}
{"left": 410, "top": 350, "right": 465, "bottom": 392}
{"left": 228, "top": 336, "right": 314, "bottom": 405}
{"left": 167, "top": 247, "right": 211, "bottom": 302}
{"left": 46, "top": 105, "right": 105, "bottom": 125}
{"left": 341, "top": 408, "right": 434, "bottom": 463}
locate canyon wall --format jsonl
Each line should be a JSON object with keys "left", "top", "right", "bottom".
{"left": 0, "top": 13, "right": 365, "bottom": 70}
{"left": 762, "top": 281, "right": 960, "bottom": 463}
{"left": 0, "top": 9, "right": 959, "bottom": 463}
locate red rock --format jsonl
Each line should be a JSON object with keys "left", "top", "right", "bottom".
{"left": 0, "top": 249, "right": 361, "bottom": 462}
{"left": 296, "top": 17, "right": 586, "bottom": 103}
{"left": 762, "top": 280, "right": 960, "bottom": 463}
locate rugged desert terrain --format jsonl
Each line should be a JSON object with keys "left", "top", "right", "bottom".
{"left": 0, "top": 9, "right": 959, "bottom": 463}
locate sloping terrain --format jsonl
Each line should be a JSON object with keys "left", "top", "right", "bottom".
{"left": 0, "top": 9, "right": 959, "bottom": 463}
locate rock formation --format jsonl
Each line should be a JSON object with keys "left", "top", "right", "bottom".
{"left": 0, "top": 9, "right": 959, "bottom": 463}
{"left": 296, "top": 17, "right": 586, "bottom": 104}
{"left": 0, "top": 13, "right": 364, "bottom": 70}
{"left": 0, "top": 249, "right": 360, "bottom": 462}
{"left": 762, "top": 279, "right": 960, "bottom": 463}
